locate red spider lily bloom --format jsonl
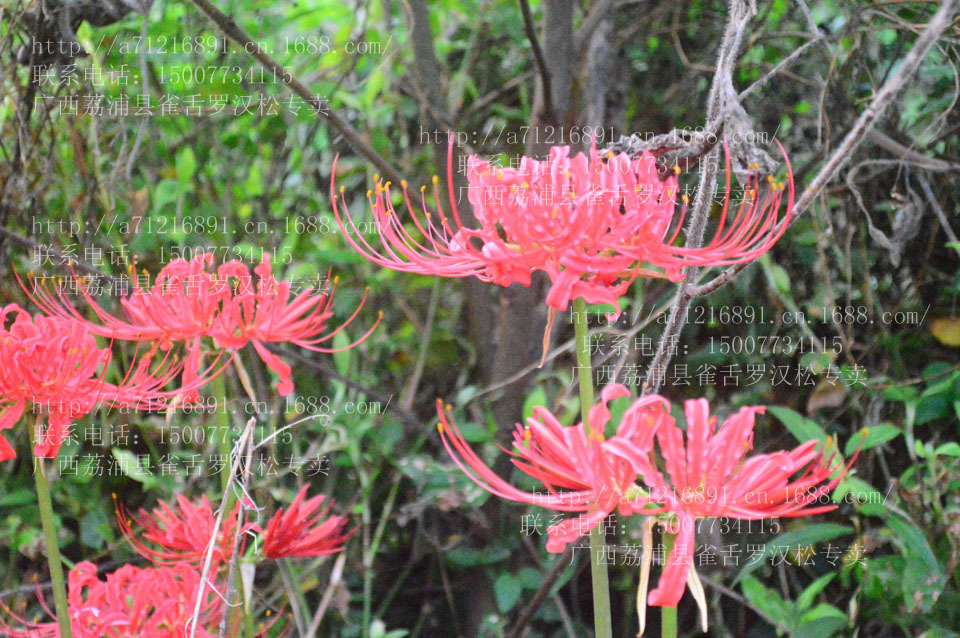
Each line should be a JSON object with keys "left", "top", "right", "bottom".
{"left": 115, "top": 494, "right": 256, "bottom": 567}
{"left": 23, "top": 253, "right": 380, "bottom": 397}
{"left": 261, "top": 485, "right": 353, "bottom": 559}
{"left": 332, "top": 140, "right": 792, "bottom": 318}
{"left": 0, "top": 561, "right": 224, "bottom": 638}
{"left": 608, "top": 397, "right": 855, "bottom": 614}
{"left": 0, "top": 305, "right": 216, "bottom": 461}
{"left": 437, "top": 384, "right": 670, "bottom": 552}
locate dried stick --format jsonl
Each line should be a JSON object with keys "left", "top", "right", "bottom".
{"left": 690, "top": 0, "right": 960, "bottom": 298}
{"left": 642, "top": 0, "right": 754, "bottom": 395}
{"left": 187, "top": 418, "right": 256, "bottom": 638}
{"left": 518, "top": 0, "right": 557, "bottom": 124}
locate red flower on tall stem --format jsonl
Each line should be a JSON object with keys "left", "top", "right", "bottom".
{"left": 332, "top": 140, "right": 792, "bottom": 318}
{"left": 261, "top": 485, "right": 353, "bottom": 559}
{"left": 0, "top": 304, "right": 217, "bottom": 461}
{"left": 437, "top": 384, "right": 668, "bottom": 552}
{"left": 0, "top": 560, "right": 225, "bottom": 638}
{"left": 607, "top": 397, "right": 855, "bottom": 621}
{"left": 115, "top": 494, "right": 253, "bottom": 567}
{"left": 22, "top": 253, "right": 380, "bottom": 397}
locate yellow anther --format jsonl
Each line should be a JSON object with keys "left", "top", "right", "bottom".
{"left": 420, "top": 185, "right": 427, "bottom": 193}
{"left": 673, "top": 165, "right": 682, "bottom": 174}
{"left": 339, "top": 186, "right": 345, "bottom": 194}
{"left": 681, "top": 194, "right": 690, "bottom": 204}
{"left": 437, "top": 422, "right": 444, "bottom": 433}
{"left": 373, "top": 173, "right": 380, "bottom": 182}
{"left": 432, "top": 175, "right": 439, "bottom": 185}
{"left": 366, "top": 189, "right": 372, "bottom": 198}
{"left": 400, "top": 180, "right": 408, "bottom": 189}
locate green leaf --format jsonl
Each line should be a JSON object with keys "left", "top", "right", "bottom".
{"left": 735, "top": 523, "right": 852, "bottom": 583}
{"left": 796, "top": 573, "right": 835, "bottom": 611}
{"left": 0, "top": 489, "right": 36, "bottom": 508}
{"left": 175, "top": 147, "right": 196, "bottom": 185}
{"left": 934, "top": 442, "right": 960, "bottom": 457}
{"left": 523, "top": 386, "right": 547, "bottom": 421}
{"left": 445, "top": 546, "right": 510, "bottom": 567}
{"left": 833, "top": 477, "right": 886, "bottom": 516}
{"left": 332, "top": 330, "right": 352, "bottom": 376}
{"left": 111, "top": 448, "right": 155, "bottom": 489}
{"left": 794, "top": 604, "right": 848, "bottom": 638}
{"left": 885, "top": 514, "right": 946, "bottom": 612}
{"left": 494, "top": 572, "right": 523, "bottom": 613}
{"left": 845, "top": 423, "right": 900, "bottom": 455}
{"left": 768, "top": 406, "right": 828, "bottom": 445}
{"left": 80, "top": 509, "right": 109, "bottom": 550}
{"left": 739, "top": 576, "right": 793, "bottom": 628}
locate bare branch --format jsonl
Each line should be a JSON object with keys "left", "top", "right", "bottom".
{"left": 518, "top": 0, "right": 558, "bottom": 124}
{"left": 643, "top": 0, "right": 756, "bottom": 395}
{"left": 691, "top": 0, "right": 960, "bottom": 297}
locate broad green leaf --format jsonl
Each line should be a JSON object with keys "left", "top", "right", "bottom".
{"left": 494, "top": 572, "right": 523, "bottom": 613}
{"left": 739, "top": 576, "right": 793, "bottom": 628}
{"left": 885, "top": 514, "right": 946, "bottom": 613}
{"left": 794, "top": 604, "right": 848, "bottom": 638}
{"left": 523, "top": 386, "right": 547, "bottom": 421}
{"left": 796, "top": 573, "right": 836, "bottom": 611}
{"left": 445, "top": 546, "right": 510, "bottom": 567}
{"left": 833, "top": 477, "right": 886, "bottom": 516}
{"left": 845, "top": 424, "right": 900, "bottom": 455}
{"left": 735, "top": 523, "right": 852, "bottom": 583}
{"left": 175, "top": 147, "right": 196, "bottom": 185}
{"left": 768, "top": 406, "right": 828, "bottom": 445}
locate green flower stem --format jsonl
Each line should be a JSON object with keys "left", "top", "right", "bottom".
{"left": 573, "top": 297, "right": 612, "bottom": 638}
{"left": 214, "top": 373, "right": 232, "bottom": 495}
{"left": 30, "top": 414, "right": 73, "bottom": 638}
{"left": 661, "top": 531, "right": 677, "bottom": 638}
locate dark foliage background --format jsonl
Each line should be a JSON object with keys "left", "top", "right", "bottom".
{"left": 0, "top": 1, "right": 958, "bottom": 636}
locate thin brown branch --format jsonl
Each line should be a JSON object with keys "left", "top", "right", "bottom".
{"left": 504, "top": 546, "right": 574, "bottom": 638}
{"left": 518, "top": 0, "right": 558, "bottom": 124}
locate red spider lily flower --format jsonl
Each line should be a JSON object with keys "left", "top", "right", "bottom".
{"left": 437, "top": 384, "right": 670, "bottom": 552}
{"left": 607, "top": 397, "right": 856, "bottom": 618}
{"left": 22, "top": 253, "right": 381, "bottom": 397}
{"left": 0, "top": 305, "right": 218, "bottom": 461}
{"left": 332, "top": 140, "right": 792, "bottom": 319}
{"left": 0, "top": 561, "right": 224, "bottom": 638}
{"left": 261, "top": 485, "right": 353, "bottom": 559}
{"left": 115, "top": 494, "right": 256, "bottom": 567}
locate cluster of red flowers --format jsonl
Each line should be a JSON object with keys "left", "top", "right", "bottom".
{"left": 437, "top": 386, "right": 857, "bottom": 627}
{"left": 328, "top": 139, "right": 856, "bottom": 632}
{"left": 0, "top": 560, "right": 225, "bottom": 638}
{"left": 0, "top": 253, "right": 379, "bottom": 460}
{"left": 0, "top": 134, "right": 845, "bottom": 637}
{"left": 1, "top": 488, "right": 352, "bottom": 636}
{"left": 333, "top": 140, "right": 792, "bottom": 318}
{"left": 0, "top": 252, "right": 366, "bottom": 635}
